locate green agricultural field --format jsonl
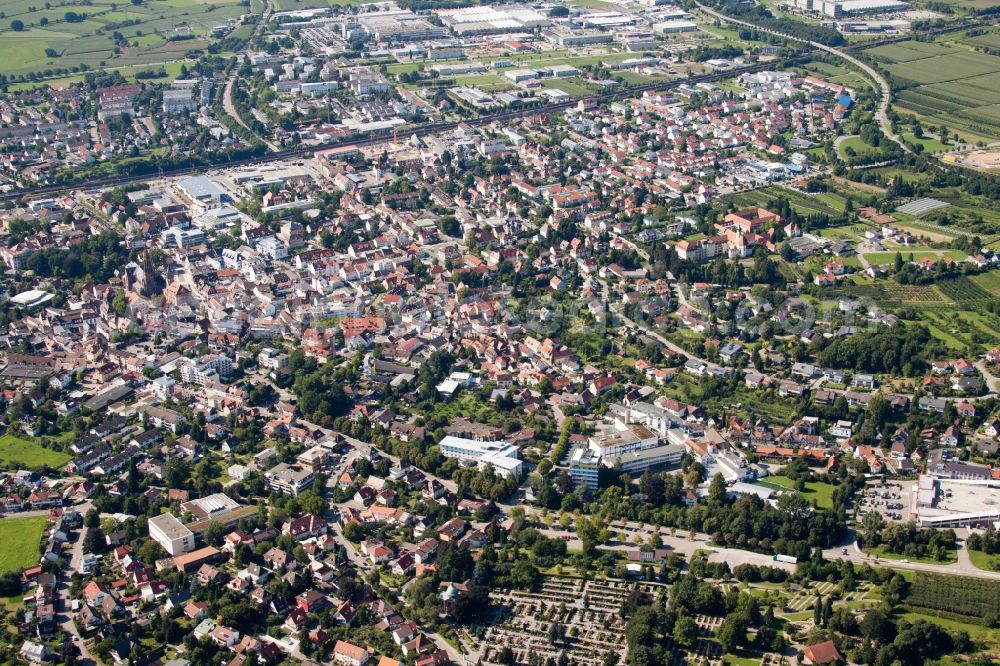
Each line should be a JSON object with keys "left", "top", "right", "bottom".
{"left": 905, "top": 572, "right": 1000, "bottom": 621}
{"left": 541, "top": 77, "right": 597, "bottom": 98}
{"left": 911, "top": 307, "right": 1000, "bottom": 353}
{"left": 754, "top": 475, "right": 836, "bottom": 510}
{"left": 0, "top": 0, "right": 251, "bottom": 80}
{"left": 726, "top": 185, "right": 843, "bottom": 217}
{"left": 888, "top": 52, "right": 1000, "bottom": 86}
{"left": 0, "top": 434, "right": 70, "bottom": 469}
{"left": 936, "top": 276, "right": 995, "bottom": 303}
{"left": 0, "top": 517, "right": 46, "bottom": 574}
{"left": 961, "top": 30, "right": 1000, "bottom": 50}
{"left": 868, "top": 35, "right": 1000, "bottom": 141}
{"left": 970, "top": 270, "right": 1000, "bottom": 296}
{"left": 873, "top": 282, "right": 946, "bottom": 304}
{"left": 865, "top": 41, "right": 955, "bottom": 64}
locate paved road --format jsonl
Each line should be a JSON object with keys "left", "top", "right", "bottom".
{"left": 974, "top": 360, "right": 1000, "bottom": 393}
{"left": 2, "top": 500, "right": 97, "bottom": 664}
{"left": 517, "top": 506, "right": 1000, "bottom": 580}
{"left": 598, "top": 275, "right": 700, "bottom": 363}
{"left": 259, "top": 415, "right": 467, "bottom": 664}
{"left": 59, "top": 502, "right": 96, "bottom": 666}
{"left": 822, "top": 535, "right": 1000, "bottom": 580}
{"left": 222, "top": 1, "right": 279, "bottom": 152}
{"left": 600, "top": 271, "right": 999, "bottom": 403}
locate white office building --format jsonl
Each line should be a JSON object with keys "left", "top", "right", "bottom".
{"left": 438, "top": 436, "right": 523, "bottom": 478}
{"left": 149, "top": 513, "right": 195, "bottom": 555}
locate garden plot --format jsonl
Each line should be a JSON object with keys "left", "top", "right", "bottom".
{"left": 784, "top": 581, "right": 837, "bottom": 611}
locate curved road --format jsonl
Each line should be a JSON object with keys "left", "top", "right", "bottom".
{"left": 222, "top": 0, "right": 279, "bottom": 151}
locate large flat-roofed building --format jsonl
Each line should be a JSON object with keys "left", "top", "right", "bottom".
{"left": 178, "top": 176, "right": 226, "bottom": 205}
{"left": 173, "top": 546, "right": 220, "bottom": 573}
{"left": 569, "top": 417, "right": 686, "bottom": 489}
{"left": 180, "top": 493, "right": 241, "bottom": 521}
{"left": 149, "top": 513, "right": 195, "bottom": 555}
{"left": 612, "top": 442, "right": 686, "bottom": 475}
{"left": 265, "top": 463, "right": 315, "bottom": 496}
{"left": 435, "top": 5, "right": 550, "bottom": 35}
{"left": 542, "top": 28, "right": 614, "bottom": 47}
{"left": 438, "top": 436, "right": 523, "bottom": 478}
{"left": 358, "top": 10, "right": 448, "bottom": 41}
{"left": 789, "top": 0, "right": 909, "bottom": 16}
{"left": 588, "top": 421, "right": 659, "bottom": 458}
{"left": 914, "top": 476, "right": 1000, "bottom": 528}
{"left": 652, "top": 19, "right": 699, "bottom": 33}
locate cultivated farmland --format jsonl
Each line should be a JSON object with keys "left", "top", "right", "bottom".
{"left": 0, "top": 0, "right": 253, "bottom": 80}
{"left": 867, "top": 31, "right": 1000, "bottom": 142}
{"left": 905, "top": 573, "right": 1000, "bottom": 621}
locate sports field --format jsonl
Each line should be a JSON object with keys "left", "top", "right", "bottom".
{"left": 0, "top": 0, "right": 251, "bottom": 79}
{"left": 0, "top": 517, "right": 46, "bottom": 574}
{"left": 0, "top": 434, "right": 71, "bottom": 469}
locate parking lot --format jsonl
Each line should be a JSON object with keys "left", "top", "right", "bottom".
{"left": 857, "top": 481, "right": 909, "bottom": 522}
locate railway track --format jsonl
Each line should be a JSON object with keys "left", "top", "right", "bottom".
{"left": 1, "top": 16, "right": 994, "bottom": 202}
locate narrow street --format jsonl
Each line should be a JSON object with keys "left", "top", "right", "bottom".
{"left": 60, "top": 508, "right": 96, "bottom": 666}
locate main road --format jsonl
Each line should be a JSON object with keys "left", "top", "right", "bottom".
{"left": 221, "top": 0, "right": 280, "bottom": 152}
{"left": 507, "top": 504, "right": 1000, "bottom": 580}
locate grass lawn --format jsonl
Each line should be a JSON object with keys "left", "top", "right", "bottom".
{"left": 925, "top": 321, "right": 969, "bottom": 352}
{"left": 781, "top": 611, "right": 814, "bottom": 621}
{"left": 0, "top": 434, "right": 70, "bottom": 470}
{"left": 968, "top": 548, "right": 1000, "bottom": 572}
{"left": 0, "top": 517, "right": 46, "bottom": 574}
{"left": 863, "top": 251, "right": 948, "bottom": 265}
{"left": 902, "top": 133, "right": 950, "bottom": 153}
{"left": 864, "top": 547, "right": 957, "bottom": 565}
{"left": 838, "top": 135, "right": 879, "bottom": 159}
{"left": 755, "top": 475, "right": 836, "bottom": 510}
{"left": 721, "top": 655, "right": 763, "bottom": 666}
